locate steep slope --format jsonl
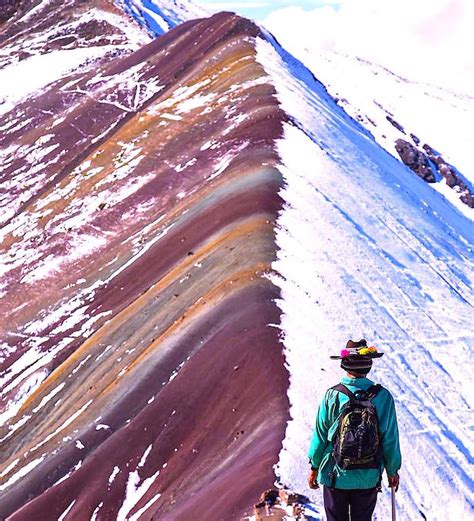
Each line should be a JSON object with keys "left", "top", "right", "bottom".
{"left": 0, "top": 10, "right": 289, "bottom": 521}
{"left": 0, "top": 0, "right": 151, "bottom": 116}
{"left": 0, "top": 0, "right": 204, "bottom": 117}
{"left": 255, "top": 33, "right": 473, "bottom": 520}
{"left": 118, "top": 0, "right": 207, "bottom": 35}
{"left": 259, "top": 41, "right": 474, "bottom": 217}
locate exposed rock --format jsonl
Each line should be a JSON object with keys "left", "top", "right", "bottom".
{"left": 395, "top": 139, "right": 435, "bottom": 182}
{"left": 386, "top": 115, "right": 406, "bottom": 134}
{"left": 396, "top": 139, "right": 474, "bottom": 208}
{"left": 422, "top": 142, "right": 474, "bottom": 208}
{"left": 0, "top": 8, "right": 290, "bottom": 521}
{"left": 0, "top": 0, "right": 20, "bottom": 24}
{"left": 253, "top": 488, "right": 310, "bottom": 520}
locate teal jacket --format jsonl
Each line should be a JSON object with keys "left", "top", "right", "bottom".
{"left": 308, "top": 376, "right": 401, "bottom": 489}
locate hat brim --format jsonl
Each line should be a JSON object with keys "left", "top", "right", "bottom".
{"left": 330, "top": 353, "right": 384, "bottom": 360}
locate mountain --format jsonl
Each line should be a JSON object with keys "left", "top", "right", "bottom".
{"left": 0, "top": 5, "right": 289, "bottom": 520}
{"left": 118, "top": 0, "right": 207, "bottom": 35}
{"left": 1, "top": 1, "right": 472, "bottom": 520}
{"left": 0, "top": 0, "right": 205, "bottom": 120}
{"left": 261, "top": 41, "right": 474, "bottom": 218}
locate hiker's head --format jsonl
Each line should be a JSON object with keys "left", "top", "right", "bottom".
{"left": 329, "top": 339, "right": 384, "bottom": 375}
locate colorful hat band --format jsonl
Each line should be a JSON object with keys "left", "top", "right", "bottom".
{"left": 340, "top": 346, "right": 378, "bottom": 358}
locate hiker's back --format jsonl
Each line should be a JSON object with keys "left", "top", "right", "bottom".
{"left": 330, "top": 382, "right": 383, "bottom": 472}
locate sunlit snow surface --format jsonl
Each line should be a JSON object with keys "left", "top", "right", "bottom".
{"left": 260, "top": 40, "right": 474, "bottom": 219}
{"left": 117, "top": 0, "right": 207, "bottom": 35}
{"left": 0, "top": 7, "right": 151, "bottom": 116}
{"left": 256, "top": 35, "right": 473, "bottom": 520}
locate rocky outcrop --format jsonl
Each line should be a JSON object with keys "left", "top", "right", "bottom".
{"left": 395, "top": 138, "right": 474, "bottom": 207}
{"left": 422, "top": 144, "right": 474, "bottom": 207}
{"left": 253, "top": 489, "right": 311, "bottom": 520}
{"left": 395, "top": 139, "right": 435, "bottom": 182}
{"left": 386, "top": 114, "right": 405, "bottom": 134}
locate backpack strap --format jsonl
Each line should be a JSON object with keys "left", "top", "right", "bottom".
{"left": 330, "top": 383, "right": 357, "bottom": 402}
{"left": 331, "top": 383, "right": 383, "bottom": 402}
{"left": 366, "top": 384, "right": 383, "bottom": 400}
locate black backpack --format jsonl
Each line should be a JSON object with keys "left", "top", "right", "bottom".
{"left": 330, "top": 384, "right": 383, "bottom": 471}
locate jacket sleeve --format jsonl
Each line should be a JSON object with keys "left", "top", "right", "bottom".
{"left": 307, "top": 391, "right": 331, "bottom": 469}
{"left": 378, "top": 389, "right": 402, "bottom": 476}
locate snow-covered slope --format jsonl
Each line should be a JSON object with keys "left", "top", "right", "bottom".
{"left": 0, "top": 0, "right": 206, "bottom": 116}
{"left": 0, "top": 0, "right": 151, "bottom": 115}
{"left": 260, "top": 37, "right": 474, "bottom": 218}
{"left": 117, "top": 0, "right": 207, "bottom": 35}
{"left": 256, "top": 33, "right": 473, "bottom": 520}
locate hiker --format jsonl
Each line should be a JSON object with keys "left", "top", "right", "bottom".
{"left": 307, "top": 339, "right": 401, "bottom": 521}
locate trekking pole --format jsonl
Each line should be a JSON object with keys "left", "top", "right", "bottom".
{"left": 391, "top": 487, "right": 396, "bottom": 521}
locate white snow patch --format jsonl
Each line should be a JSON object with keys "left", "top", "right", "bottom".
{"left": 138, "top": 445, "right": 153, "bottom": 468}
{"left": 0, "top": 458, "right": 20, "bottom": 478}
{"left": 0, "top": 47, "right": 119, "bottom": 116}
{"left": 116, "top": 465, "right": 160, "bottom": 521}
{"left": 0, "top": 456, "right": 45, "bottom": 491}
{"left": 90, "top": 501, "right": 104, "bottom": 521}
{"left": 58, "top": 499, "right": 76, "bottom": 521}
{"left": 32, "top": 383, "right": 65, "bottom": 413}
{"left": 109, "top": 466, "right": 120, "bottom": 485}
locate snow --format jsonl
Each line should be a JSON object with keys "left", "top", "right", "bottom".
{"left": 28, "top": 399, "right": 93, "bottom": 455}
{"left": 258, "top": 40, "right": 474, "bottom": 215}
{"left": 0, "top": 458, "right": 19, "bottom": 479}
{"left": 0, "top": 2, "right": 153, "bottom": 116}
{"left": 109, "top": 466, "right": 120, "bottom": 485}
{"left": 0, "top": 47, "right": 118, "bottom": 116}
{"left": 116, "top": 451, "right": 161, "bottom": 521}
{"left": 52, "top": 460, "right": 82, "bottom": 487}
{"left": 57, "top": 499, "right": 75, "bottom": 521}
{"left": 128, "top": 492, "right": 162, "bottom": 521}
{"left": 148, "top": 78, "right": 212, "bottom": 115}
{"left": 139, "top": 445, "right": 153, "bottom": 467}
{"left": 113, "top": 444, "right": 163, "bottom": 519}
{"left": 90, "top": 501, "right": 104, "bottom": 521}
{"left": 256, "top": 34, "right": 473, "bottom": 521}
{"left": 0, "top": 457, "right": 45, "bottom": 492}
{"left": 32, "top": 383, "right": 65, "bottom": 413}
{"left": 117, "top": 0, "right": 208, "bottom": 37}
{"left": 0, "top": 369, "right": 49, "bottom": 427}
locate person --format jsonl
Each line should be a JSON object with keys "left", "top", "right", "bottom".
{"left": 307, "top": 339, "right": 401, "bottom": 521}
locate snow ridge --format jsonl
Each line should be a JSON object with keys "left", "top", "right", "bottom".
{"left": 257, "top": 33, "right": 474, "bottom": 521}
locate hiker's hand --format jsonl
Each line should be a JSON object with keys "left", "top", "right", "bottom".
{"left": 388, "top": 473, "right": 399, "bottom": 492}
{"left": 308, "top": 470, "right": 319, "bottom": 490}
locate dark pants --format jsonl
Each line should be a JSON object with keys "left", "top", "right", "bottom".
{"left": 323, "top": 486, "right": 378, "bottom": 521}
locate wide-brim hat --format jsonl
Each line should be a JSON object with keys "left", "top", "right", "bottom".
{"left": 330, "top": 339, "right": 384, "bottom": 360}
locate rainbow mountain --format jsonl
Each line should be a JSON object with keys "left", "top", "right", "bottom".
{"left": 0, "top": 1, "right": 472, "bottom": 520}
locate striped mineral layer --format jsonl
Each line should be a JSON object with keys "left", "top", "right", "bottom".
{"left": 1, "top": 1, "right": 473, "bottom": 521}
{"left": 0, "top": 7, "right": 290, "bottom": 521}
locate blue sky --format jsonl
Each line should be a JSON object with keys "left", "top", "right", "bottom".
{"left": 197, "top": 1, "right": 338, "bottom": 21}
